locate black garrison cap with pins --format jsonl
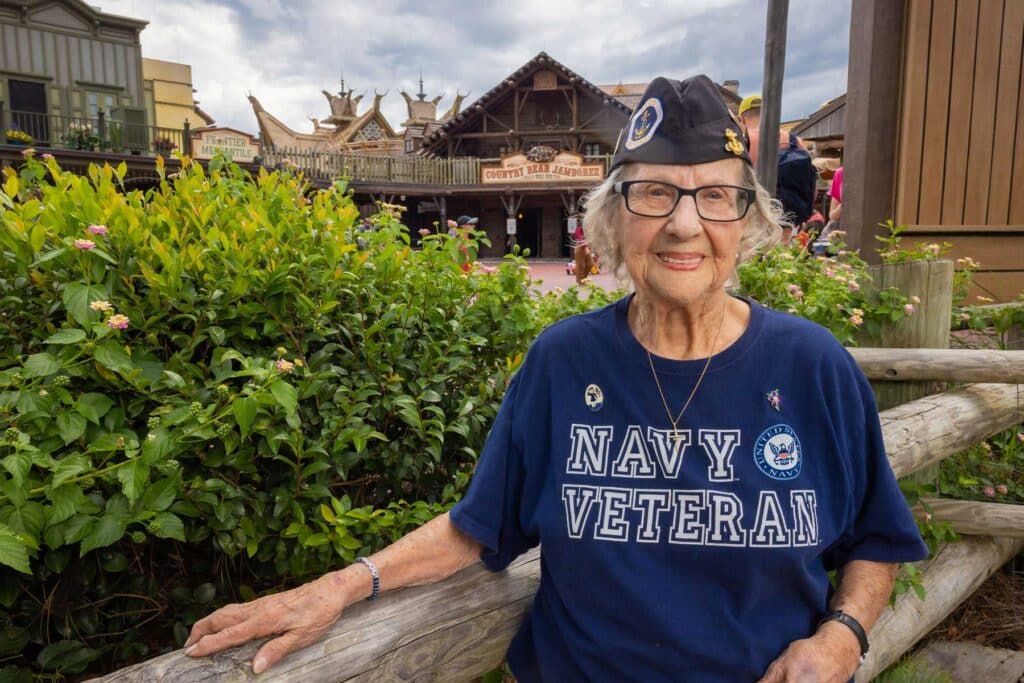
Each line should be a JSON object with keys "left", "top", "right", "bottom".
{"left": 610, "top": 74, "right": 751, "bottom": 170}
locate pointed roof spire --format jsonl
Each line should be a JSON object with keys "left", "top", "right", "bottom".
{"left": 340, "top": 71, "right": 346, "bottom": 95}
{"left": 417, "top": 71, "right": 426, "bottom": 101}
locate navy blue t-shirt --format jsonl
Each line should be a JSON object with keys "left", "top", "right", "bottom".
{"left": 450, "top": 295, "right": 927, "bottom": 682}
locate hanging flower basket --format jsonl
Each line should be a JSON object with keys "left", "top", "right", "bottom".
{"left": 4, "top": 129, "right": 33, "bottom": 145}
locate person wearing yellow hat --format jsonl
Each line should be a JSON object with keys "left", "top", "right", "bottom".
{"left": 737, "top": 93, "right": 808, "bottom": 168}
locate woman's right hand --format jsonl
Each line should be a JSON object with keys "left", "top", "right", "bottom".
{"left": 184, "top": 570, "right": 358, "bottom": 674}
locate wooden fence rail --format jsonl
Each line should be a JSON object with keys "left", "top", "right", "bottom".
{"left": 89, "top": 361, "right": 1024, "bottom": 682}
{"left": 850, "top": 348, "right": 1024, "bottom": 383}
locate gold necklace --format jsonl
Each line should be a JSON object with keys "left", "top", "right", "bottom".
{"left": 645, "top": 304, "right": 726, "bottom": 442}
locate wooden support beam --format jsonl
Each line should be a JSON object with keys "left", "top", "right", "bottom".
{"left": 881, "top": 383, "right": 1023, "bottom": 479}
{"left": 856, "top": 535, "right": 1024, "bottom": 681}
{"left": 850, "top": 348, "right": 1024, "bottom": 383}
{"left": 914, "top": 498, "right": 1024, "bottom": 538}
{"left": 89, "top": 550, "right": 541, "bottom": 682}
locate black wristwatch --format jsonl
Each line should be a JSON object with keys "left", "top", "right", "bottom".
{"left": 818, "top": 609, "right": 869, "bottom": 665}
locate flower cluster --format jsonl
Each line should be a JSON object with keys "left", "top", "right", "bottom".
{"left": 89, "top": 298, "right": 129, "bottom": 330}
{"left": 4, "top": 129, "right": 33, "bottom": 144}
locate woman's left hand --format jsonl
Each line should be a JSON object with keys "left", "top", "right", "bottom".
{"left": 757, "top": 621, "right": 861, "bottom": 683}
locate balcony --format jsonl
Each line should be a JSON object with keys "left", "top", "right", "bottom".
{"left": 1, "top": 107, "right": 191, "bottom": 157}
{"left": 260, "top": 147, "right": 614, "bottom": 188}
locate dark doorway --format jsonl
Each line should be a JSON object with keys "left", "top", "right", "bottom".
{"left": 9, "top": 80, "right": 49, "bottom": 143}
{"left": 518, "top": 207, "right": 542, "bottom": 258}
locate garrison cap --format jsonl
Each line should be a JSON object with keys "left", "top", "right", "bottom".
{"left": 610, "top": 75, "right": 751, "bottom": 170}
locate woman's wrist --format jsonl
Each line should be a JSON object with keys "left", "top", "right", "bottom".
{"left": 322, "top": 563, "right": 374, "bottom": 606}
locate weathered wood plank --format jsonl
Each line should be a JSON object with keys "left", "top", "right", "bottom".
{"left": 916, "top": 641, "right": 1024, "bottom": 683}
{"left": 849, "top": 348, "right": 1024, "bottom": 383}
{"left": 917, "top": 0, "right": 955, "bottom": 226}
{"left": 894, "top": 0, "right": 930, "bottom": 225}
{"left": 856, "top": 535, "right": 1024, "bottom": 681}
{"left": 879, "top": 383, "right": 1023, "bottom": 479}
{"left": 913, "top": 498, "right": 1024, "bottom": 538}
{"left": 86, "top": 550, "right": 540, "bottom": 682}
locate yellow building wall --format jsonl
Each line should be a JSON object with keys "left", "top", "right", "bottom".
{"left": 143, "top": 57, "right": 201, "bottom": 132}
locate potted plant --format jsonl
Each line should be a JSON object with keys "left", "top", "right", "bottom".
{"left": 4, "top": 129, "right": 33, "bottom": 146}
{"left": 60, "top": 121, "right": 100, "bottom": 151}
{"left": 152, "top": 137, "right": 177, "bottom": 156}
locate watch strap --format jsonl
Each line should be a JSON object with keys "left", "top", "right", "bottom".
{"left": 818, "top": 609, "right": 869, "bottom": 664}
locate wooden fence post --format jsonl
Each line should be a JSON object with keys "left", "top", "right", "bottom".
{"left": 860, "top": 259, "right": 954, "bottom": 483}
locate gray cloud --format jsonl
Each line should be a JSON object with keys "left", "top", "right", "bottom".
{"left": 98, "top": 0, "right": 849, "bottom": 135}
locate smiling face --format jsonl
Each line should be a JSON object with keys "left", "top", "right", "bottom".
{"left": 616, "top": 159, "right": 748, "bottom": 309}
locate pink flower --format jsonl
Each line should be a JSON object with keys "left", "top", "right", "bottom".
{"left": 823, "top": 268, "right": 835, "bottom": 278}
{"left": 418, "top": 228, "right": 431, "bottom": 236}
{"left": 478, "top": 264, "right": 496, "bottom": 274}
{"left": 20, "top": 147, "right": 35, "bottom": 158}
{"left": 982, "top": 486, "right": 995, "bottom": 498}
{"left": 847, "top": 281, "right": 860, "bottom": 293}
{"left": 786, "top": 284, "right": 804, "bottom": 299}
{"left": 924, "top": 512, "right": 932, "bottom": 524}
{"left": 904, "top": 303, "right": 916, "bottom": 315}
{"left": 446, "top": 219, "right": 458, "bottom": 229}
{"left": 849, "top": 313, "right": 864, "bottom": 327}
{"left": 89, "top": 300, "right": 113, "bottom": 312}
{"left": 41, "top": 152, "right": 54, "bottom": 161}
{"left": 995, "top": 484, "right": 1008, "bottom": 495}
{"left": 87, "top": 224, "right": 108, "bottom": 235}
{"left": 106, "top": 314, "right": 129, "bottom": 329}
{"left": 1017, "top": 432, "right": 1024, "bottom": 442}
{"left": 910, "top": 295, "right": 921, "bottom": 304}
{"left": 276, "top": 358, "right": 294, "bottom": 373}
{"left": 74, "top": 239, "right": 96, "bottom": 250}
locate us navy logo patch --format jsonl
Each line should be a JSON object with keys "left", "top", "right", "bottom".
{"left": 624, "top": 98, "right": 663, "bottom": 150}
{"left": 584, "top": 384, "right": 604, "bottom": 412}
{"left": 754, "top": 424, "right": 802, "bottom": 480}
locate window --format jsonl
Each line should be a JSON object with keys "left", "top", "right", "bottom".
{"left": 405, "top": 139, "right": 414, "bottom": 153}
{"left": 87, "top": 91, "right": 117, "bottom": 118}
{"left": 584, "top": 143, "right": 601, "bottom": 157}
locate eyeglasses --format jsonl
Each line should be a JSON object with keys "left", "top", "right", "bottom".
{"left": 613, "top": 180, "right": 757, "bottom": 221}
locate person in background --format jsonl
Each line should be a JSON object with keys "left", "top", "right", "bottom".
{"left": 571, "top": 220, "right": 594, "bottom": 285}
{"left": 737, "top": 94, "right": 808, "bottom": 168}
{"left": 183, "top": 75, "right": 927, "bottom": 682}
{"left": 455, "top": 214, "right": 478, "bottom": 273}
{"left": 828, "top": 166, "right": 843, "bottom": 224}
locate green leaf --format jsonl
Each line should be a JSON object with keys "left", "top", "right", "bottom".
{"left": 79, "top": 514, "right": 126, "bottom": 556}
{"left": 46, "top": 485, "right": 87, "bottom": 525}
{"left": 193, "top": 582, "right": 216, "bottom": 604}
{"left": 56, "top": 412, "right": 87, "bottom": 445}
{"left": 0, "top": 522, "right": 31, "bottom": 574}
{"left": 75, "top": 393, "right": 114, "bottom": 424}
{"left": 270, "top": 380, "right": 297, "bottom": 414}
{"left": 22, "top": 353, "right": 60, "bottom": 378}
{"left": 36, "top": 639, "right": 100, "bottom": 674}
{"left": 61, "top": 283, "right": 105, "bottom": 326}
{"left": 93, "top": 341, "right": 133, "bottom": 374}
{"left": 50, "top": 454, "right": 91, "bottom": 488}
{"left": 233, "top": 397, "right": 257, "bottom": 438}
{"left": 1, "top": 503, "right": 43, "bottom": 546}
{"left": 1, "top": 453, "right": 30, "bottom": 489}
{"left": 149, "top": 512, "right": 185, "bottom": 541}
{"left": 140, "top": 478, "right": 178, "bottom": 512}
{"left": 116, "top": 460, "right": 149, "bottom": 505}
{"left": 44, "top": 329, "right": 86, "bottom": 345}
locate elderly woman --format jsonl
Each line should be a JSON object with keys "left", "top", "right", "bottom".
{"left": 185, "top": 76, "right": 927, "bottom": 681}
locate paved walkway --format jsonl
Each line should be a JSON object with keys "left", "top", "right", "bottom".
{"left": 482, "top": 258, "right": 622, "bottom": 295}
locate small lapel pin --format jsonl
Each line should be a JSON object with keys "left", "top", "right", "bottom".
{"left": 766, "top": 388, "right": 782, "bottom": 412}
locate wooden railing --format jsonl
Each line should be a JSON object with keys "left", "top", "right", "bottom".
{"left": 260, "top": 147, "right": 615, "bottom": 185}
{"left": 0, "top": 107, "right": 191, "bottom": 157}
{"left": 90, "top": 348, "right": 1024, "bottom": 682}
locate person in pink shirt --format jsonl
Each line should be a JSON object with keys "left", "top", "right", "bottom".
{"left": 828, "top": 167, "right": 843, "bottom": 223}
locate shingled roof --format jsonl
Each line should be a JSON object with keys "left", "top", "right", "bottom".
{"left": 420, "top": 51, "right": 633, "bottom": 154}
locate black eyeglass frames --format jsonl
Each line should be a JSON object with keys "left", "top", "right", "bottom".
{"left": 612, "top": 180, "right": 757, "bottom": 221}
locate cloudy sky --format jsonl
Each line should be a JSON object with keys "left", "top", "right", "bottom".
{"left": 96, "top": 0, "right": 850, "bottom": 136}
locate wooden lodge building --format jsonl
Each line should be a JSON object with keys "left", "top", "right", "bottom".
{"left": 261, "top": 53, "right": 741, "bottom": 259}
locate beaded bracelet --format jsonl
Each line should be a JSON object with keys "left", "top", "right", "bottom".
{"left": 356, "top": 556, "right": 380, "bottom": 600}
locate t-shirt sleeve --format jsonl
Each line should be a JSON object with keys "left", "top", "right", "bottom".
{"left": 822, "top": 360, "right": 929, "bottom": 570}
{"left": 449, "top": 371, "right": 538, "bottom": 571}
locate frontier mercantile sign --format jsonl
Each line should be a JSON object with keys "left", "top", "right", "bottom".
{"left": 480, "top": 150, "right": 604, "bottom": 184}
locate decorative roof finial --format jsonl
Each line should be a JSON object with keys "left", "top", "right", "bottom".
{"left": 417, "top": 71, "right": 426, "bottom": 101}
{"left": 340, "top": 71, "right": 346, "bottom": 95}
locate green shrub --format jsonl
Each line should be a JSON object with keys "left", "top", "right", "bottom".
{"left": 0, "top": 156, "right": 615, "bottom": 674}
